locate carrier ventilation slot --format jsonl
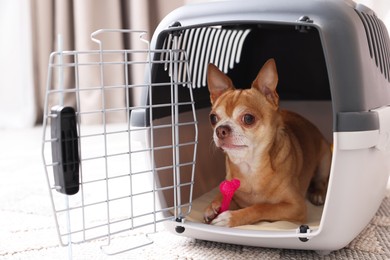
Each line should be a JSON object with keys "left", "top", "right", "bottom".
{"left": 356, "top": 10, "right": 390, "bottom": 82}
{"left": 161, "top": 27, "right": 251, "bottom": 88}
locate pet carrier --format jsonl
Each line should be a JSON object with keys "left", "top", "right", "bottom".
{"left": 138, "top": 0, "right": 390, "bottom": 251}
{"left": 42, "top": 0, "right": 390, "bottom": 255}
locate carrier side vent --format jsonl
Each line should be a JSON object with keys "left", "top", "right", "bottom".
{"left": 161, "top": 27, "right": 251, "bottom": 88}
{"left": 356, "top": 10, "right": 390, "bottom": 82}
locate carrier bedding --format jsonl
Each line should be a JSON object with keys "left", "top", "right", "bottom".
{"left": 181, "top": 187, "right": 323, "bottom": 232}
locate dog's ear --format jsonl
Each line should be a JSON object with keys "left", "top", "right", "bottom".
{"left": 207, "top": 63, "right": 234, "bottom": 104}
{"left": 252, "top": 59, "right": 279, "bottom": 108}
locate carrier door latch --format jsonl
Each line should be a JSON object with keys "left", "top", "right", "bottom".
{"left": 296, "top": 16, "right": 313, "bottom": 33}
{"left": 175, "top": 218, "right": 185, "bottom": 234}
{"left": 297, "top": 225, "right": 311, "bottom": 242}
{"left": 374, "top": 106, "right": 390, "bottom": 152}
{"left": 169, "top": 21, "right": 183, "bottom": 37}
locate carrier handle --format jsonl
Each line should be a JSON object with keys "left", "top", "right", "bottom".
{"left": 50, "top": 106, "right": 80, "bottom": 195}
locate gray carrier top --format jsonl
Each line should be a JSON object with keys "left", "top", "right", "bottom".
{"left": 140, "top": 0, "right": 390, "bottom": 132}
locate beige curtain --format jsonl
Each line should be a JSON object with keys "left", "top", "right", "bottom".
{"left": 32, "top": 0, "right": 185, "bottom": 124}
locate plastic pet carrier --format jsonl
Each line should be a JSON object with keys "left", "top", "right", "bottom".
{"left": 42, "top": 0, "right": 390, "bottom": 255}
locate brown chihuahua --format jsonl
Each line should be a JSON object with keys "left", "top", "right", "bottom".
{"left": 204, "top": 59, "right": 331, "bottom": 227}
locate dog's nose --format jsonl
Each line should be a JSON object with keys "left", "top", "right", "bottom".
{"left": 216, "top": 125, "right": 231, "bottom": 139}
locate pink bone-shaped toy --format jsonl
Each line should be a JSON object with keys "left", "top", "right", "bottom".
{"left": 218, "top": 178, "right": 241, "bottom": 213}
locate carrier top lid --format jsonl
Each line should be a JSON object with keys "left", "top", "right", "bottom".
{"left": 148, "top": 0, "right": 390, "bottom": 132}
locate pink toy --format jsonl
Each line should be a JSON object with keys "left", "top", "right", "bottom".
{"left": 219, "top": 178, "right": 241, "bottom": 213}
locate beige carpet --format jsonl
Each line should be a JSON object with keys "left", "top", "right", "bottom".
{"left": 1, "top": 126, "right": 390, "bottom": 259}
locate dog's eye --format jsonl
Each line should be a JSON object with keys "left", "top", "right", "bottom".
{"left": 243, "top": 114, "right": 255, "bottom": 125}
{"left": 209, "top": 113, "right": 218, "bottom": 125}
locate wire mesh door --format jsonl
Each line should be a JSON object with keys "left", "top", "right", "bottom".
{"left": 41, "top": 29, "right": 198, "bottom": 255}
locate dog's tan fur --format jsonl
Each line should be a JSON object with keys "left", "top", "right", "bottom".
{"left": 204, "top": 59, "right": 331, "bottom": 227}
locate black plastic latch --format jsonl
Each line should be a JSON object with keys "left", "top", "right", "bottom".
{"left": 50, "top": 106, "right": 80, "bottom": 195}
{"left": 296, "top": 16, "right": 313, "bottom": 33}
{"left": 298, "top": 225, "right": 311, "bottom": 242}
{"left": 175, "top": 218, "right": 185, "bottom": 234}
{"left": 169, "top": 21, "right": 183, "bottom": 37}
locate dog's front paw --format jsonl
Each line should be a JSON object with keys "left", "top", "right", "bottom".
{"left": 308, "top": 182, "right": 327, "bottom": 206}
{"left": 204, "top": 201, "right": 221, "bottom": 224}
{"left": 308, "top": 192, "right": 325, "bottom": 206}
{"left": 210, "top": 211, "right": 234, "bottom": 227}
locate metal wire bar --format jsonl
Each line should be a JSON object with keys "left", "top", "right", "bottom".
{"left": 41, "top": 29, "right": 198, "bottom": 255}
